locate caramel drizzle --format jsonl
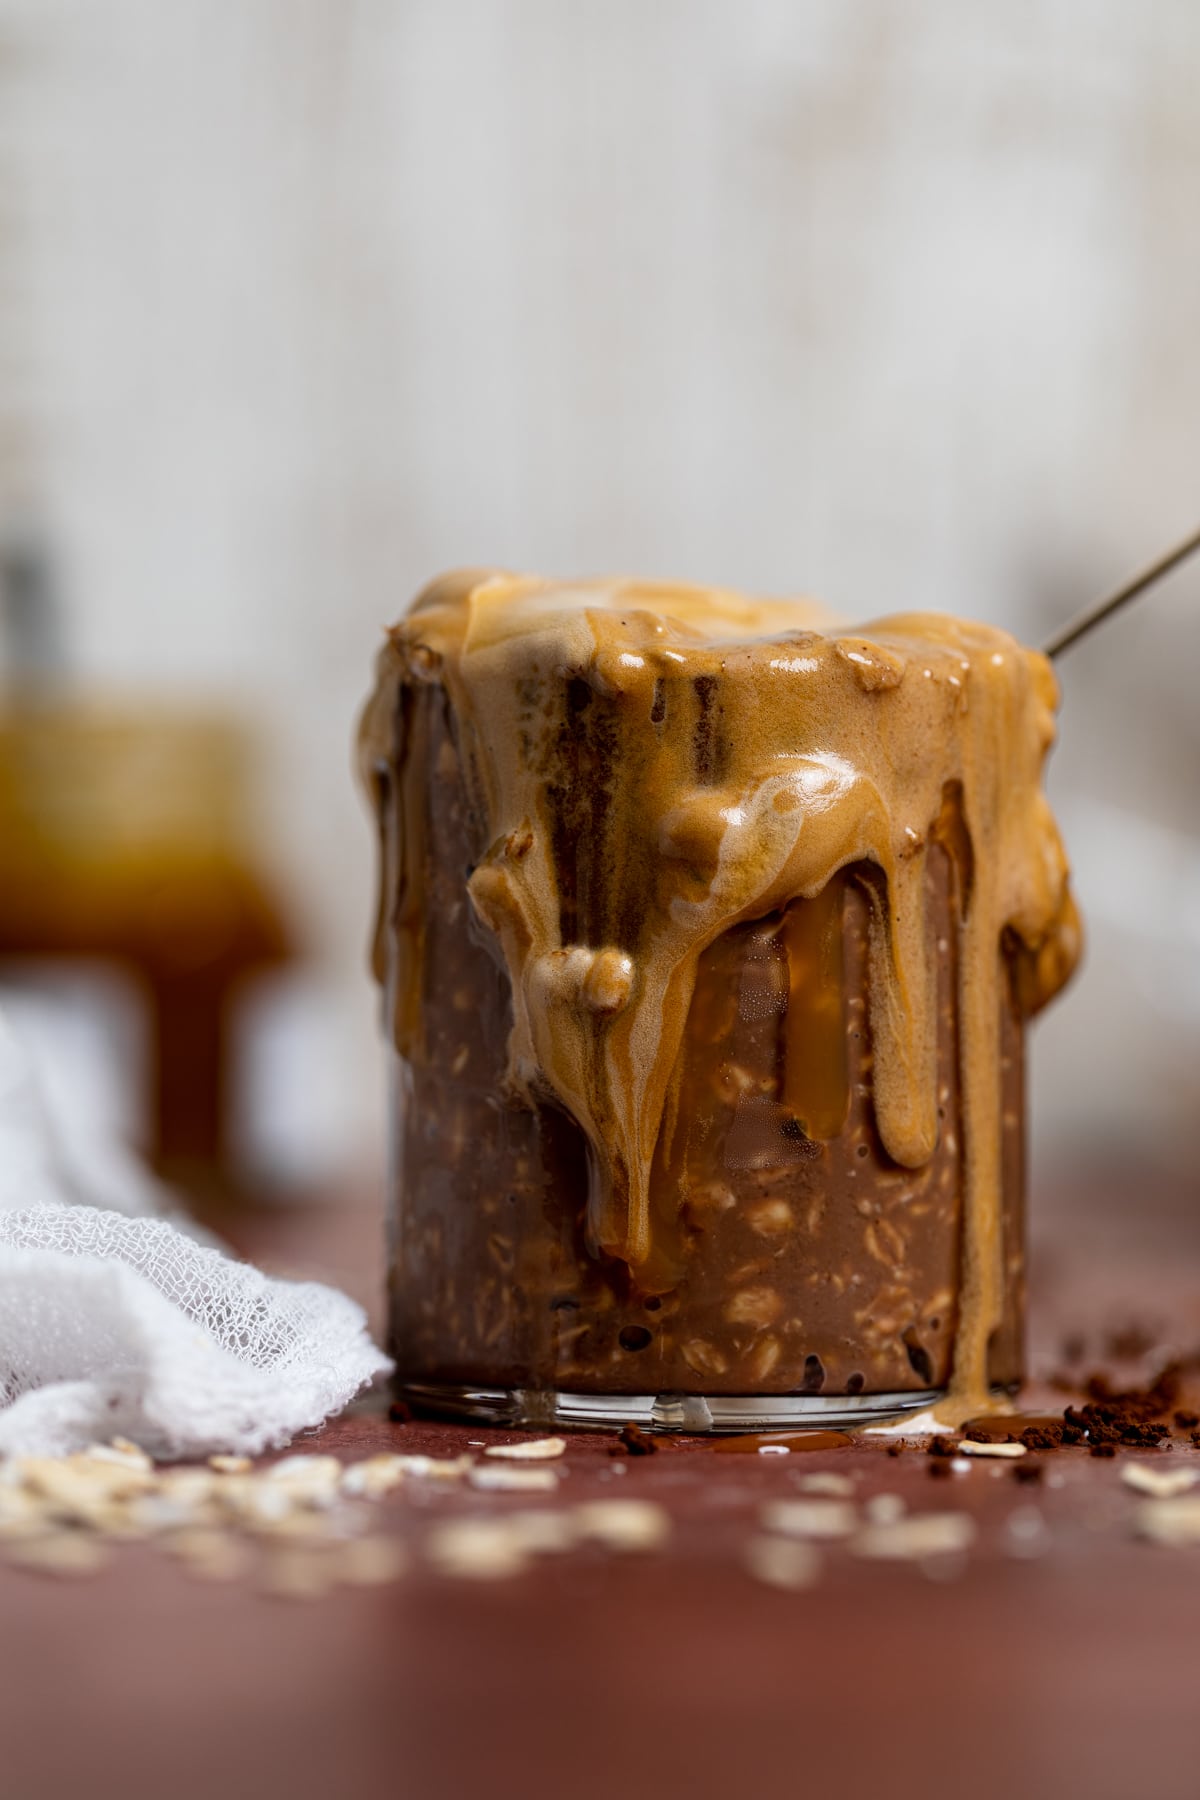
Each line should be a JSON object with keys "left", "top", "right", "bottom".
{"left": 361, "top": 571, "right": 1080, "bottom": 1417}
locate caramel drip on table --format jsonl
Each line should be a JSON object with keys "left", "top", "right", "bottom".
{"left": 360, "top": 571, "right": 1081, "bottom": 1419}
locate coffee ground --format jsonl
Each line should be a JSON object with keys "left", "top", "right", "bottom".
{"left": 616, "top": 1424, "right": 659, "bottom": 1457}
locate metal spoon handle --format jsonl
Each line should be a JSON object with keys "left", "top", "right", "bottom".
{"left": 1043, "top": 522, "right": 1200, "bottom": 659}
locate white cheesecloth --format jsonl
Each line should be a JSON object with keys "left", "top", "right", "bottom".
{"left": 0, "top": 1011, "right": 391, "bottom": 1459}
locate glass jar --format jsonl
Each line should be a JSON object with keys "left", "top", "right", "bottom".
{"left": 366, "top": 665, "right": 1026, "bottom": 1431}
{"left": 361, "top": 573, "right": 1073, "bottom": 1431}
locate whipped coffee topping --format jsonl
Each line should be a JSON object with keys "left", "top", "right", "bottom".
{"left": 361, "top": 571, "right": 1080, "bottom": 1413}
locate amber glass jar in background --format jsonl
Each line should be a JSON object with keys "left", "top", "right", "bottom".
{"left": 0, "top": 705, "right": 292, "bottom": 1208}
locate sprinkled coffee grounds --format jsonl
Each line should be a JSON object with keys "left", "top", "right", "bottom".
{"left": 1012, "top": 1462, "right": 1043, "bottom": 1485}
{"left": 925, "top": 1357, "right": 1195, "bottom": 1467}
{"left": 1120, "top": 1422, "right": 1171, "bottom": 1447}
{"left": 616, "top": 1424, "right": 658, "bottom": 1457}
{"left": 1072, "top": 1411, "right": 1167, "bottom": 1449}
{"left": 1043, "top": 1363, "right": 1187, "bottom": 1449}
{"left": 1105, "top": 1325, "right": 1157, "bottom": 1361}
{"left": 886, "top": 1444, "right": 904, "bottom": 1458}
{"left": 1084, "top": 1361, "right": 1183, "bottom": 1418}
{"left": 1020, "top": 1426, "right": 1064, "bottom": 1451}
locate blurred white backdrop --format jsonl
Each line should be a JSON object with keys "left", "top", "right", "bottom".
{"left": 0, "top": 0, "right": 1198, "bottom": 1179}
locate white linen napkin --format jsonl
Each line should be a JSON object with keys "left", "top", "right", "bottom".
{"left": 0, "top": 1012, "right": 391, "bottom": 1459}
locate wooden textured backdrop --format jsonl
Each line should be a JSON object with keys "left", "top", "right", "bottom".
{"left": 0, "top": 0, "right": 1197, "bottom": 1173}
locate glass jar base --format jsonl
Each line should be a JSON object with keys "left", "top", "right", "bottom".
{"left": 399, "top": 1380, "right": 947, "bottom": 1433}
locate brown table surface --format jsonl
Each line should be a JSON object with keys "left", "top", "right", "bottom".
{"left": 3, "top": 1162, "right": 1200, "bottom": 1800}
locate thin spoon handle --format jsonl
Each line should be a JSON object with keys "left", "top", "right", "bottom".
{"left": 1043, "top": 523, "right": 1200, "bottom": 659}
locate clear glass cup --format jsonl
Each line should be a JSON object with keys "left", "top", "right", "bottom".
{"left": 368, "top": 670, "right": 1027, "bottom": 1432}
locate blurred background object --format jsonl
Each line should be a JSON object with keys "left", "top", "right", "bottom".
{"left": 0, "top": 542, "right": 293, "bottom": 1212}
{"left": 0, "top": 0, "right": 1196, "bottom": 1207}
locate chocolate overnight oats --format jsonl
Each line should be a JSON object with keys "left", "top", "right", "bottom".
{"left": 360, "top": 572, "right": 1080, "bottom": 1429}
